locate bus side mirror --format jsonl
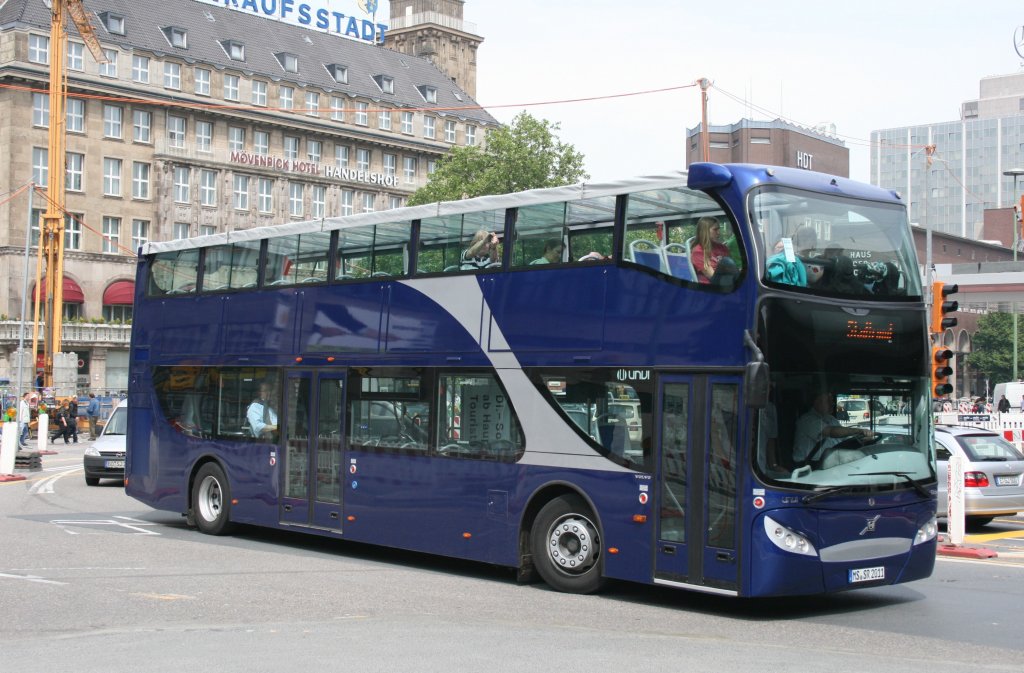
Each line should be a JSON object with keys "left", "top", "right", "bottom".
{"left": 744, "top": 361, "right": 769, "bottom": 409}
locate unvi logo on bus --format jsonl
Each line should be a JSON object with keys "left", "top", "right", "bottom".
{"left": 616, "top": 369, "right": 650, "bottom": 382}
{"left": 192, "top": 0, "right": 389, "bottom": 44}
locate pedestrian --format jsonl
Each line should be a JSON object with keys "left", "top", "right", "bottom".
{"left": 999, "top": 394, "right": 1011, "bottom": 413}
{"left": 18, "top": 392, "right": 31, "bottom": 448}
{"left": 86, "top": 393, "right": 100, "bottom": 440}
{"left": 49, "top": 400, "right": 70, "bottom": 444}
{"left": 67, "top": 396, "right": 79, "bottom": 443}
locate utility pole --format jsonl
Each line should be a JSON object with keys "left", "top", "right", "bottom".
{"left": 698, "top": 78, "right": 710, "bottom": 162}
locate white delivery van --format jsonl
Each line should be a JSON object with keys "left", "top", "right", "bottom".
{"left": 992, "top": 382, "right": 1024, "bottom": 410}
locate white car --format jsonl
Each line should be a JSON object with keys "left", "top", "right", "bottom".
{"left": 83, "top": 399, "right": 127, "bottom": 486}
{"left": 935, "top": 426, "right": 1024, "bottom": 527}
{"left": 838, "top": 398, "right": 871, "bottom": 425}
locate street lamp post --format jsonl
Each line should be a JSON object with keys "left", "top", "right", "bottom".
{"left": 1003, "top": 168, "right": 1024, "bottom": 381}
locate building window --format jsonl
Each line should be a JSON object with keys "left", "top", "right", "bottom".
{"left": 132, "top": 109, "right": 151, "bottom": 143}
{"left": 331, "top": 96, "right": 345, "bottom": 121}
{"left": 424, "top": 116, "right": 435, "bottom": 140}
{"left": 427, "top": 159, "right": 437, "bottom": 175}
{"left": 132, "top": 219, "right": 149, "bottom": 250}
{"left": 173, "top": 222, "right": 190, "bottom": 239}
{"left": 224, "top": 74, "right": 240, "bottom": 101}
{"left": 466, "top": 125, "right": 477, "bottom": 146}
{"left": 65, "top": 214, "right": 82, "bottom": 250}
{"left": 355, "top": 101, "right": 369, "bottom": 126}
{"left": 356, "top": 148, "right": 371, "bottom": 171}
{"left": 361, "top": 192, "right": 375, "bottom": 213}
{"left": 103, "top": 104, "right": 123, "bottom": 138}
{"left": 223, "top": 40, "right": 245, "bottom": 61}
{"left": 200, "top": 169, "right": 217, "bottom": 206}
{"left": 167, "top": 114, "right": 186, "bottom": 148}
{"left": 275, "top": 52, "right": 298, "bottom": 73}
{"left": 445, "top": 120, "right": 456, "bottom": 143}
{"left": 173, "top": 166, "right": 190, "bottom": 203}
{"left": 254, "top": 130, "right": 269, "bottom": 156}
{"left": 280, "top": 85, "right": 294, "bottom": 110}
{"left": 99, "top": 48, "right": 118, "bottom": 77}
{"left": 132, "top": 162, "right": 151, "bottom": 199}
{"left": 252, "top": 80, "right": 267, "bottom": 106}
{"left": 102, "top": 216, "right": 121, "bottom": 253}
{"left": 419, "top": 85, "right": 437, "bottom": 103}
{"left": 388, "top": 195, "right": 404, "bottom": 210}
{"left": 32, "top": 93, "right": 49, "bottom": 127}
{"left": 67, "top": 98, "right": 85, "bottom": 133}
{"left": 194, "top": 67, "right": 211, "bottom": 95}
{"left": 163, "top": 26, "right": 187, "bottom": 49}
{"left": 312, "top": 185, "right": 326, "bottom": 219}
{"left": 103, "top": 13, "right": 126, "bottom": 36}
{"left": 67, "top": 42, "right": 84, "bottom": 71}
{"left": 307, "top": 139, "right": 322, "bottom": 163}
{"left": 326, "top": 64, "right": 348, "bottom": 84}
{"left": 383, "top": 153, "right": 396, "bottom": 177}
{"left": 335, "top": 144, "right": 349, "bottom": 168}
{"left": 103, "top": 158, "right": 122, "bottom": 196}
{"left": 305, "top": 91, "right": 319, "bottom": 116}
{"left": 196, "top": 120, "right": 213, "bottom": 153}
{"left": 284, "top": 136, "right": 299, "bottom": 160}
{"left": 401, "top": 111, "right": 414, "bottom": 135}
{"left": 374, "top": 75, "right": 394, "bottom": 94}
{"left": 132, "top": 55, "right": 150, "bottom": 84}
{"left": 233, "top": 174, "right": 250, "bottom": 210}
{"left": 258, "top": 178, "right": 274, "bottom": 213}
{"left": 66, "top": 152, "right": 83, "bottom": 191}
{"left": 289, "top": 182, "right": 304, "bottom": 217}
{"left": 31, "top": 147, "right": 47, "bottom": 186}
{"left": 28, "top": 34, "right": 49, "bottom": 64}
{"left": 228, "top": 126, "right": 245, "bottom": 152}
{"left": 340, "top": 189, "right": 354, "bottom": 215}
{"left": 164, "top": 62, "right": 181, "bottom": 90}
{"left": 403, "top": 156, "right": 418, "bottom": 184}
{"left": 379, "top": 108, "right": 392, "bottom": 130}
{"left": 104, "top": 304, "right": 133, "bottom": 323}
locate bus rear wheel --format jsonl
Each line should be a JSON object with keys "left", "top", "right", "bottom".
{"left": 530, "top": 495, "right": 605, "bottom": 594}
{"left": 192, "top": 463, "right": 234, "bottom": 535}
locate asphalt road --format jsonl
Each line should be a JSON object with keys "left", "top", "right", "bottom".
{"left": 2, "top": 443, "right": 1024, "bottom": 673}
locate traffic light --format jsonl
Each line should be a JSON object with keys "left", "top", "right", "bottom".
{"left": 932, "top": 347, "right": 954, "bottom": 397}
{"left": 931, "top": 282, "right": 959, "bottom": 334}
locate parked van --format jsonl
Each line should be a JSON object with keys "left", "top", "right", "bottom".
{"left": 992, "top": 382, "right": 1024, "bottom": 411}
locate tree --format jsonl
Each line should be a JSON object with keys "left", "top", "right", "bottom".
{"left": 407, "top": 112, "right": 588, "bottom": 206}
{"left": 965, "top": 312, "right": 1024, "bottom": 384}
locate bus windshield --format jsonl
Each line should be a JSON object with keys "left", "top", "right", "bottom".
{"left": 751, "top": 186, "right": 921, "bottom": 299}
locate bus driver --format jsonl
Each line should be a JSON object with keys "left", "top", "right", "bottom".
{"left": 247, "top": 381, "right": 279, "bottom": 438}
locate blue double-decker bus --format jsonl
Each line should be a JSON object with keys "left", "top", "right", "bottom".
{"left": 125, "top": 163, "right": 937, "bottom": 597}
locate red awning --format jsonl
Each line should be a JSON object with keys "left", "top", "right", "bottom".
{"left": 103, "top": 280, "right": 135, "bottom": 305}
{"left": 32, "top": 277, "right": 84, "bottom": 303}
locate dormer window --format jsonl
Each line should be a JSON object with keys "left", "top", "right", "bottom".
{"left": 99, "top": 12, "right": 126, "bottom": 35}
{"left": 275, "top": 52, "right": 298, "bottom": 73}
{"left": 326, "top": 64, "right": 348, "bottom": 84}
{"left": 161, "top": 26, "right": 187, "bottom": 49}
{"left": 373, "top": 75, "right": 395, "bottom": 94}
{"left": 221, "top": 40, "right": 245, "bottom": 61}
{"left": 417, "top": 85, "right": 438, "bottom": 103}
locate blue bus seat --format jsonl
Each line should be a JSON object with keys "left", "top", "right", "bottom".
{"left": 629, "top": 239, "right": 665, "bottom": 273}
{"left": 664, "top": 243, "right": 694, "bottom": 281}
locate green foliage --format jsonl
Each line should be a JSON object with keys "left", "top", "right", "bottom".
{"left": 408, "top": 112, "right": 588, "bottom": 206}
{"left": 965, "top": 312, "right": 1024, "bottom": 383}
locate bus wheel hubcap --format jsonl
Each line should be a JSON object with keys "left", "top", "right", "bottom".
{"left": 199, "top": 476, "right": 222, "bottom": 521}
{"left": 547, "top": 514, "right": 599, "bottom": 575}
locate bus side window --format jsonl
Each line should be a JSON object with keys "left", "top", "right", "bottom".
{"left": 148, "top": 250, "right": 199, "bottom": 296}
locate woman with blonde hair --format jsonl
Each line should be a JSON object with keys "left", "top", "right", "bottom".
{"left": 690, "top": 216, "right": 732, "bottom": 284}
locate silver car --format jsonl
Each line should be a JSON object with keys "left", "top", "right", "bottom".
{"left": 935, "top": 426, "right": 1024, "bottom": 527}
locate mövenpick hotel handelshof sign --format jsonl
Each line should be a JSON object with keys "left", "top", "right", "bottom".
{"left": 230, "top": 151, "right": 400, "bottom": 187}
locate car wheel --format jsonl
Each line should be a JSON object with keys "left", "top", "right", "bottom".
{"left": 966, "top": 516, "right": 994, "bottom": 529}
{"left": 191, "top": 462, "right": 234, "bottom": 536}
{"left": 85, "top": 476, "right": 99, "bottom": 486}
{"left": 530, "top": 494, "right": 606, "bottom": 594}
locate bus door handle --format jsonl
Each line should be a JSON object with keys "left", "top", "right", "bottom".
{"left": 716, "top": 551, "right": 735, "bottom": 563}
{"left": 283, "top": 504, "right": 293, "bottom": 512}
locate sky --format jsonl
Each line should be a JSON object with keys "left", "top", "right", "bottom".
{"left": 392, "top": 0, "right": 1022, "bottom": 183}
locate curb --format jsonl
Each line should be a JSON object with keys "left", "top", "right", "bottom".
{"left": 0, "top": 473, "right": 27, "bottom": 482}
{"left": 937, "top": 543, "right": 999, "bottom": 559}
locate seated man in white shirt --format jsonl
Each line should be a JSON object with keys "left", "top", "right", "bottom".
{"left": 793, "top": 391, "right": 874, "bottom": 467}
{"left": 247, "top": 381, "right": 278, "bottom": 439}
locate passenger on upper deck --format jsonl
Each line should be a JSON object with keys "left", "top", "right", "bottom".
{"left": 461, "top": 230, "right": 501, "bottom": 269}
{"left": 690, "top": 216, "right": 734, "bottom": 285}
{"left": 766, "top": 225, "right": 820, "bottom": 287}
{"left": 530, "top": 239, "right": 564, "bottom": 265}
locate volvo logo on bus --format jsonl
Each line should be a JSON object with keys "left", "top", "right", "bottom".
{"left": 616, "top": 369, "right": 650, "bottom": 382}
{"left": 859, "top": 515, "right": 881, "bottom": 536}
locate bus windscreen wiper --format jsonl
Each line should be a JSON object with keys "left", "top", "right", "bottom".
{"left": 802, "top": 485, "right": 855, "bottom": 504}
{"left": 858, "top": 471, "right": 931, "bottom": 498}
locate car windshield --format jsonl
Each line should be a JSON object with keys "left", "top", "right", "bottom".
{"left": 104, "top": 408, "right": 127, "bottom": 436}
{"left": 751, "top": 186, "right": 921, "bottom": 299}
{"left": 956, "top": 435, "right": 1024, "bottom": 461}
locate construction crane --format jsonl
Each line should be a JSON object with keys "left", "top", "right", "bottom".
{"left": 31, "top": 0, "right": 105, "bottom": 389}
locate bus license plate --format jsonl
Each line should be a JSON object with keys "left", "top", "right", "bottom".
{"left": 995, "top": 475, "right": 1018, "bottom": 486}
{"left": 105, "top": 460, "right": 125, "bottom": 469}
{"left": 849, "top": 566, "right": 885, "bottom": 583}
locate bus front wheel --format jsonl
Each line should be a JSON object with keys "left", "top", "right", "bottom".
{"left": 192, "top": 462, "right": 234, "bottom": 536}
{"left": 530, "top": 495, "right": 606, "bottom": 594}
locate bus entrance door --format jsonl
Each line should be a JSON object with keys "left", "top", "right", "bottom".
{"left": 654, "top": 376, "right": 740, "bottom": 594}
{"left": 279, "top": 372, "right": 346, "bottom": 531}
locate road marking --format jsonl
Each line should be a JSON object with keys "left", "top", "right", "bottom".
{"left": 28, "top": 465, "right": 82, "bottom": 495}
{"left": 50, "top": 516, "right": 161, "bottom": 536}
{"left": 0, "top": 572, "right": 67, "bottom": 586}
{"left": 131, "top": 593, "right": 195, "bottom": 601}
{"left": 965, "top": 530, "right": 1024, "bottom": 543}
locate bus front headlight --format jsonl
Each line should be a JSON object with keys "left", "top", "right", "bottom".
{"left": 763, "top": 515, "right": 818, "bottom": 557}
{"left": 914, "top": 517, "right": 938, "bottom": 545}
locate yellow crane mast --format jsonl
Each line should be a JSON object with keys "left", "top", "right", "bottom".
{"left": 32, "top": 0, "right": 105, "bottom": 389}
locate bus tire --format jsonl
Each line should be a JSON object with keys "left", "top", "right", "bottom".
{"left": 192, "top": 462, "right": 234, "bottom": 536}
{"left": 530, "top": 494, "right": 606, "bottom": 594}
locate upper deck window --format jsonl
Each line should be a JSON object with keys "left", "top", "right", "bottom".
{"left": 201, "top": 241, "right": 262, "bottom": 292}
{"left": 752, "top": 186, "right": 921, "bottom": 299}
{"left": 148, "top": 249, "right": 199, "bottom": 296}
{"left": 512, "top": 195, "right": 617, "bottom": 268}
{"left": 265, "top": 231, "right": 332, "bottom": 287}
{"left": 417, "top": 210, "right": 506, "bottom": 274}
{"left": 336, "top": 222, "right": 411, "bottom": 280}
